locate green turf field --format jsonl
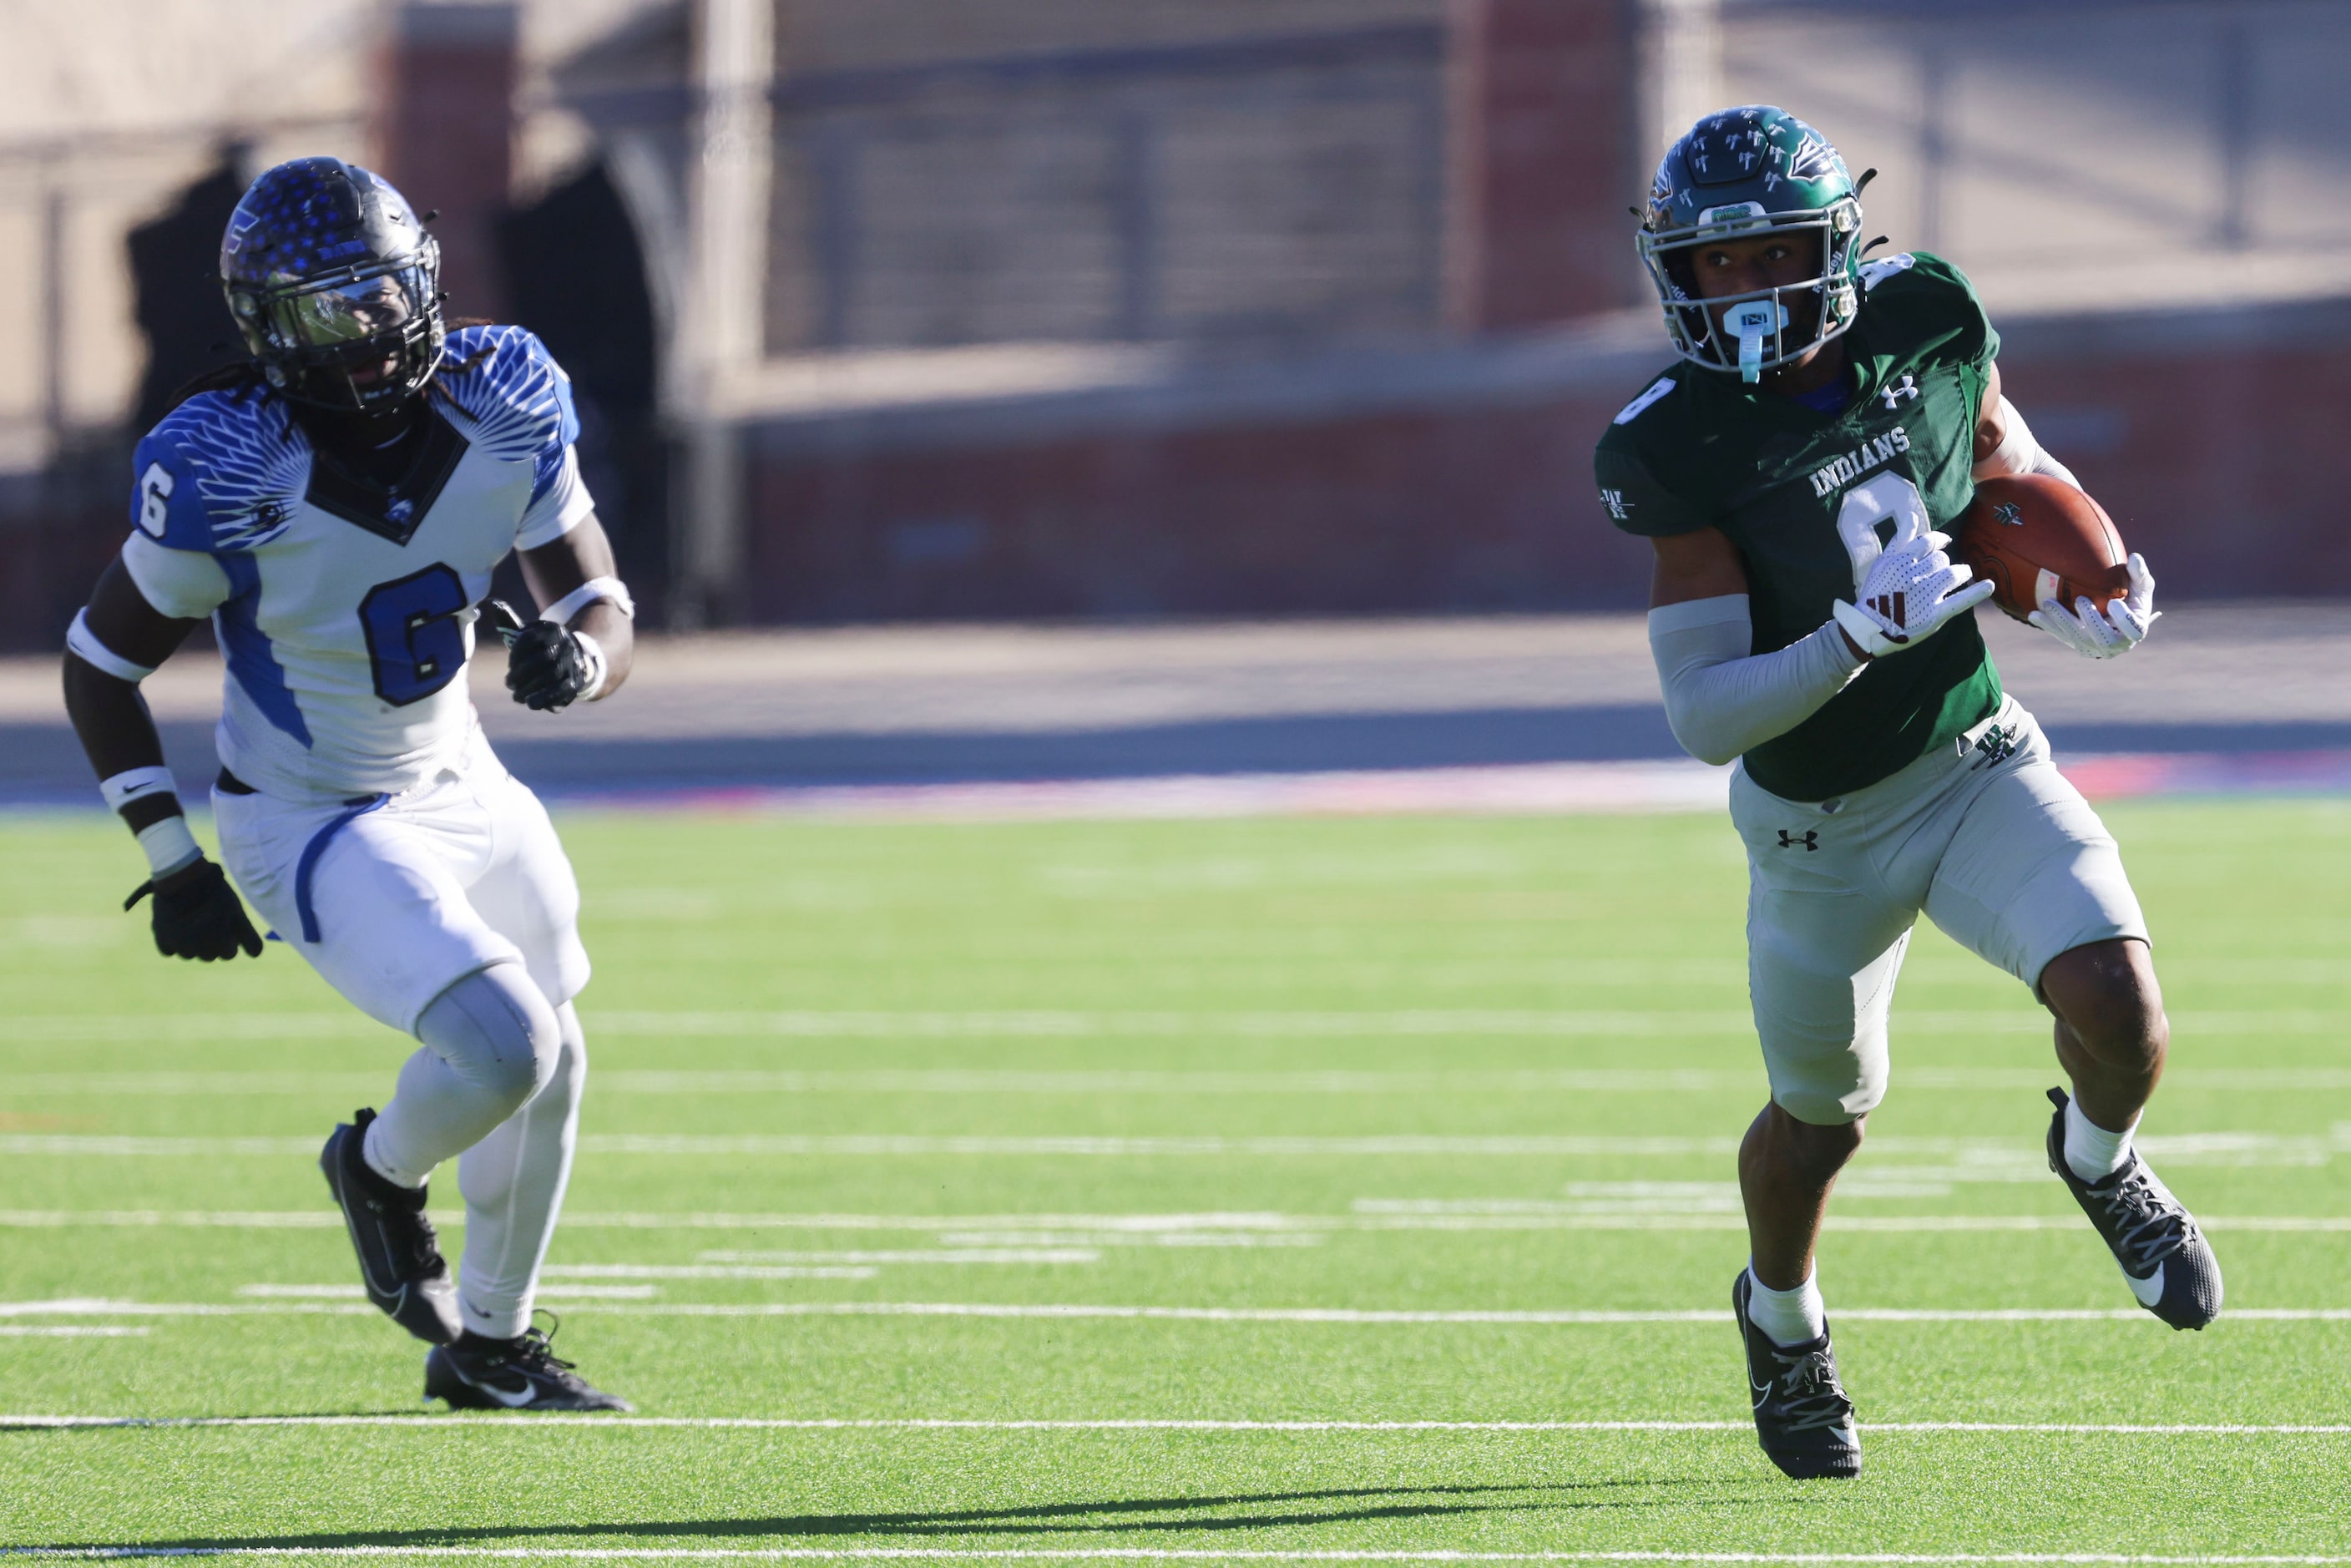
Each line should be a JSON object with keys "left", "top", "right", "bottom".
{"left": 2, "top": 800, "right": 2348, "bottom": 1560}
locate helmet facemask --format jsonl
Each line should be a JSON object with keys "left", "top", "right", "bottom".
{"left": 230, "top": 250, "right": 444, "bottom": 412}
{"left": 1640, "top": 198, "right": 1863, "bottom": 383}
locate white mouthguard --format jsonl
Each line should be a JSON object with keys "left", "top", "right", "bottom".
{"left": 1725, "top": 300, "right": 1788, "bottom": 383}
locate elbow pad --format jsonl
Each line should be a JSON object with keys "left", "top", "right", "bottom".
{"left": 1648, "top": 595, "right": 1866, "bottom": 766}
{"left": 1978, "top": 396, "right": 2081, "bottom": 490}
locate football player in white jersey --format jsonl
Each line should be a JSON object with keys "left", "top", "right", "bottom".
{"left": 61, "top": 157, "right": 634, "bottom": 1411}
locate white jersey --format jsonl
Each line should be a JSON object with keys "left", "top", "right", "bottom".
{"left": 120, "top": 326, "right": 594, "bottom": 799}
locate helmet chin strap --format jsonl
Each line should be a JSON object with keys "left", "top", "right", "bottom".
{"left": 1724, "top": 299, "right": 1791, "bottom": 383}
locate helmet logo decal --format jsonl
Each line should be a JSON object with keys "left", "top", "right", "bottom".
{"left": 1789, "top": 135, "right": 1840, "bottom": 179}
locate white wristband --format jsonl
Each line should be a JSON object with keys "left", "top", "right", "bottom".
{"left": 572, "top": 630, "right": 610, "bottom": 701}
{"left": 541, "top": 576, "right": 635, "bottom": 627}
{"left": 100, "top": 766, "right": 180, "bottom": 814}
{"left": 134, "top": 815, "right": 204, "bottom": 879}
{"left": 68, "top": 609, "right": 157, "bottom": 682}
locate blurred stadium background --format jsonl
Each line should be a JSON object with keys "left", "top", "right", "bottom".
{"left": 3, "top": 0, "right": 2348, "bottom": 799}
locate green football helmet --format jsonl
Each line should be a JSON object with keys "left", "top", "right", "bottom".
{"left": 1636, "top": 106, "right": 1868, "bottom": 382}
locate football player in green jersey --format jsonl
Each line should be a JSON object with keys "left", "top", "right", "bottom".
{"left": 1595, "top": 107, "right": 2218, "bottom": 1481}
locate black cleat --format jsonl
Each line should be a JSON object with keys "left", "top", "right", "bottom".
{"left": 320, "top": 1109, "right": 462, "bottom": 1345}
{"left": 1732, "top": 1269, "right": 1862, "bottom": 1479}
{"left": 425, "top": 1317, "right": 634, "bottom": 1412}
{"left": 2045, "top": 1088, "right": 2222, "bottom": 1330}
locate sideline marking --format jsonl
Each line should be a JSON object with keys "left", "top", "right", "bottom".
{"left": 0, "top": 1327, "right": 146, "bottom": 1338}
{"left": 4, "top": 1545, "right": 2351, "bottom": 1563}
{"left": 6, "top": 1414, "right": 2351, "bottom": 1436}
{"left": 4, "top": 1300, "right": 2346, "bottom": 1326}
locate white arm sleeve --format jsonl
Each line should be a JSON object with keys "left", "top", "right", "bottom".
{"left": 120, "top": 533, "right": 234, "bottom": 620}
{"left": 1973, "top": 395, "right": 2081, "bottom": 489}
{"left": 1648, "top": 594, "right": 1868, "bottom": 767}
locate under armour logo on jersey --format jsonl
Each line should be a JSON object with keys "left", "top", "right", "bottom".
{"left": 1880, "top": 375, "right": 1919, "bottom": 410}
{"left": 1776, "top": 830, "right": 1819, "bottom": 852}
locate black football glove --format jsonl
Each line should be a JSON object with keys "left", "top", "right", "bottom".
{"left": 504, "top": 620, "right": 595, "bottom": 711}
{"left": 125, "top": 857, "right": 264, "bottom": 962}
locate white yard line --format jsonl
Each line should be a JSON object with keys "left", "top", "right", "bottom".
{"left": 0, "top": 1211, "right": 345, "bottom": 1229}
{"left": 5, "top": 1545, "right": 2351, "bottom": 1564}
{"left": 578, "top": 1136, "right": 1759, "bottom": 1157}
{"left": 4, "top": 1300, "right": 2344, "bottom": 1326}
{"left": 0, "top": 1327, "right": 146, "bottom": 1338}
{"left": 9, "top": 1131, "right": 2344, "bottom": 1162}
{"left": 538, "top": 1267, "right": 885, "bottom": 1282}
{"left": 10, "top": 1067, "right": 2351, "bottom": 1097}
{"left": 544, "top": 1254, "right": 1103, "bottom": 1275}
{"left": 8, "top": 1009, "right": 2348, "bottom": 1046}
{"left": 0, "top": 1210, "right": 2344, "bottom": 1234}
{"left": 7, "top": 1414, "right": 2351, "bottom": 1436}
{"left": 235, "top": 1285, "right": 663, "bottom": 1302}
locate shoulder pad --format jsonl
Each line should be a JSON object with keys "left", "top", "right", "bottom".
{"left": 433, "top": 325, "right": 580, "bottom": 463}
{"left": 133, "top": 390, "right": 307, "bottom": 553}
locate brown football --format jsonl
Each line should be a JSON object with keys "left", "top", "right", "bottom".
{"left": 1953, "top": 473, "right": 2131, "bottom": 623}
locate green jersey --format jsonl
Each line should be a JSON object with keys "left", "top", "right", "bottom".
{"left": 1594, "top": 251, "right": 2004, "bottom": 802}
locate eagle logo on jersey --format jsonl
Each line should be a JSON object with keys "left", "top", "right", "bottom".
{"left": 149, "top": 392, "right": 309, "bottom": 551}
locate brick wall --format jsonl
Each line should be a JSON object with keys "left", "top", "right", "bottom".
{"left": 1995, "top": 308, "right": 2351, "bottom": 597}
{"left": 733, "top": 296, "right": 2351, "bottom": 622}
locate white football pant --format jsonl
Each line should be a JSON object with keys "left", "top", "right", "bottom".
{"left": 212, "top": 731, "right": 590, "bottom": 1338}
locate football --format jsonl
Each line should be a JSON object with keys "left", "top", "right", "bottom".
{"left": 1952, "top": 473, "right": 2132, "bottom": 623}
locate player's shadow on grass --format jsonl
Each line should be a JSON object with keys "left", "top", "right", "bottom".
{"left": 42, "top": 1479, "right": 1732, "bottom": 1552}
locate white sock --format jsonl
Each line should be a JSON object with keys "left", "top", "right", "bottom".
{"left": 1745, "top": 1265, "right": 1828, "bottom": 1348}
{"left": 456, "top": 1004, "right": 587, "bottom": 1341}
{"left": 2064, "top": 1095, "right": 2139, "bottom": 1181}
{"left": 361, "top": 1115, "right": 428, "bottom": 1191}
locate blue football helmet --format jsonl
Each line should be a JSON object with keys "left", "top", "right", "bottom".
{"left": 220, "top": 157, "right": 444, "bottom": 411}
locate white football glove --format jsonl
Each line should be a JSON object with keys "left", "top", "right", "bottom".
{"left": 1831, "top": 530, "right": 1995, "bottom": 660}
{"left": 2028, "top": 553, "right": 2157, "bottom": 660}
